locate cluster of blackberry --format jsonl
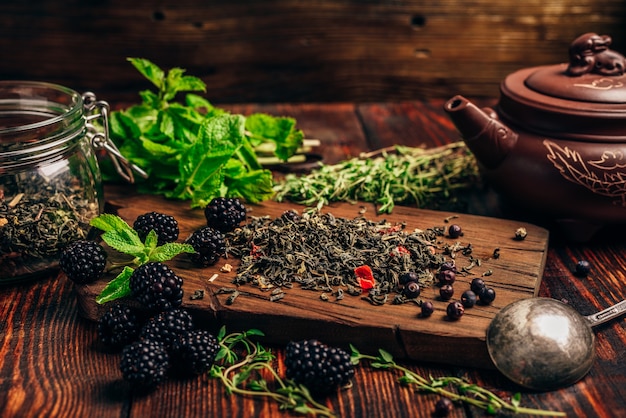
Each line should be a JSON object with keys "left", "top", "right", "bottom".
{"left": 98, "top": 304, "right": 220, "bottom": 389}
{"left": 284, "top": 339, "right": 355, "bottom": 395}
{"left": 60, "top": 197, "right": 247, "bottom": 284}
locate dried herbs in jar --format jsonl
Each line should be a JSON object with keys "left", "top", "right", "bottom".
{"left": 0, "top": 82, "right": 103, "bottom": 282}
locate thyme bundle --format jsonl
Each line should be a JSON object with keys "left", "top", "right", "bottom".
{"left": 274, "top": 142, "right": 480, "bottom": 214}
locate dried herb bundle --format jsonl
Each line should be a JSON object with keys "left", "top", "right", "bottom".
{"left": 226, "top": 211, "right": 445, "bottom": 302}
{"left": 274, "top": 142, "right": 480, "bottom": 214}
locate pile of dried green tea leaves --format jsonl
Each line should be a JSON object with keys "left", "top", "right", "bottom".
{"left": 225, "top": 210, "right": 447, "bottom": 305}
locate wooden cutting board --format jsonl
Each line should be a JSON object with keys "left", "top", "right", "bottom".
{"left": 74, "top": 184, "right": 549, "bottom": 369}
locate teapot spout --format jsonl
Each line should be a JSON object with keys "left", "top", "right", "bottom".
{"left": 444, "top": 96, "right": 518, "bottom": 169}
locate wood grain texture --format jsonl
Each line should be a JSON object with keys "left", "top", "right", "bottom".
{"left": 1, "top": 101, "right": 625, "bottom": 418}
{"left": 1, "top": 1, "right": 624, "bottom": 103}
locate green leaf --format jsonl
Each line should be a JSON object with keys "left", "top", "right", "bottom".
{"left": 225, "top": 168, "right": 274, "bottom": 204}
{"left": 128, "top": 57, "right": 165, "bottom": 90}
{"left": 96, "top": 266, "right": 134, "bottom": 304}
{"left": 148, "top": 243, "right": 196, "bottom": 262}
{"left": 217, "top": 325, "right": 227, "bottom": 340}
{"left": 245, "top": 114, "right": 303, "bottom": 161}
{"left": 170, "top": 114, "right": 244, "bottom": 203}
{"left": 101, "top": 230, "right": 145, "bottom": 257}
{"left": 378, "top": 349, "right": 394, "bottom": 363}
{"left": 511, "top": 392, "right": 521, "bottom": 408}
{"left": 144, "top": 229, "right": 158, "bottom": 250}
{"left": 109, "top": 111, "right": 141, "bottom": 145}
{"left": 163, "top": 67, "right": 206, "bottom": 101}
{"left": 138, "top": 90, "right": 161, "bottom": 109}
{"left": 90, "top": 213, "right": 131, "bottom": 233}
{"left": 243, "top": 329, "right": 265, "bottom": 337}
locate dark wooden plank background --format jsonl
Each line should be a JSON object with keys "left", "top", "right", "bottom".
{"left": 1, "top": 1, "right": 625, "bottom": 103}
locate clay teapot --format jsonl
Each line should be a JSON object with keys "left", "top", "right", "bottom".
{"left": 445, "top": 33, "right": 626, "bottom": 240}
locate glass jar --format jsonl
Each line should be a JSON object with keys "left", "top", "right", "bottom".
{"left": 0, "top": 81, "right": 134, "bottom": 283}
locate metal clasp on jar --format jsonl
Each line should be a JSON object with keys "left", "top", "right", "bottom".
{"left": 82, "top": 92, "right": 148, "bottom": 183}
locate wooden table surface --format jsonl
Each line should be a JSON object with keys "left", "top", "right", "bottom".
{"left": 1, "top": 100, "right": 625, "bottom": 417}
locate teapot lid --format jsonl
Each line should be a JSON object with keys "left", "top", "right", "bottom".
{"left": 523, "top": 33, "right": 626, "bottom": 104}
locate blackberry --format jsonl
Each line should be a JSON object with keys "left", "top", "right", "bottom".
{"left": 284, "top": 339, "right": 354, "bottom": 395}
{"left": 97, "top": 303, "right": 141, "bottom": 349}
{"left": 120, "top": 339, "right": 170, "bottom": 389}
{"left": 129, "top": 262, "right": 184, "bottom": 311}
{"left": 133, "top": 212, "right": 179, "bottom": 246}
{"left": 140, "top": 308, "right": 194, "bottom": 348}
{"left": 204, "top": 197, "right": 247, "bottom": 232}
{"left": 185, "top": 227, "right": 226, "bottom": 267}
{"left": 172, "top": 329, "right": 220, "bottom": 375}
{"left": 59, "top": 240, "right": 107, "bottom": 284}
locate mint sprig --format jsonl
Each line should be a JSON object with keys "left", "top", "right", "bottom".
{"left": 104, "top": 58, "right": 304, "bottom": 208}
{"left": 90, "top": 214, "right": 195, "bottom": 304}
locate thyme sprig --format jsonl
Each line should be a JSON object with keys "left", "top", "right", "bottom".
{"left": 274, "top": 142, "right": 480, "bottom": 214}
{"left": 350, "top": 346, "right": 566, "bottom": 417}
{"left": 210, "top": 327, "right": 336, "bottom": 417}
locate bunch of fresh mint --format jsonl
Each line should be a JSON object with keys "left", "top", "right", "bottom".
{"left": 104, "top": 58, "right": 304, "bottom": 207}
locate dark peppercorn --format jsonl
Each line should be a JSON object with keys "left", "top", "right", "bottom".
{"left": 479, "top": 287, "right": 496, "bottom": 304}
{"left": 446, "top": 301, "right": 464, "bottom": 320}
{"left": 420, "top": 301, "right": 434, "bottom": 318}
{"left": 434, "top": 397, "right": 454, "bottom": 416}
{"left": 399, "top": 271, "right": 419, "bottom": 285}
{"left": 403, "top": 281, "right": 421, "bottom": 299}
{"left": 448, "top": 224, "right": 463, "bottom": 239}
{"left": 439, "top": 261, "right": 457, "bottom": 272}
{"left": 575, "top": 260, "right": 591, "bottom": 277}
{"left": 437, "top": 269, "right": 456, "bottom": 286}
{"left": 439, "top": 284, "right": 454, "bottom": 301}
{"left": 470, "top": 278, "right": 486, "bottom": 294}
{"left": 460, "top": 290, "right": 477, "bottom": 308}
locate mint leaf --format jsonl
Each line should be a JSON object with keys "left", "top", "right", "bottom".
{"left": 225, "top": 169, "right": 274, "bottom": 204}
{"left": 245, "top": 114, "right": 304, "bottom": 161}
{"left": 144, "top": 230, "right": 158, "bottom": 250}
{"left": 128, "top": 58, "right": 165, "bottom": 91}
{"left": 170, "top": 114, "right": 244, "bottom": 202}
{"left": 90, "top": 213, "right": 133, "bottom": 234}
{"left": 163, "top": 67, "right": 206, "bottom": 101}
{"left": 96, "top": 266, "right": 134, "bottom": 304}
{"left": 149, "top": 243, "right": 195, "bottom": 262}
{"left": 101, "top": 230, "right": 145, "bottom": 258}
